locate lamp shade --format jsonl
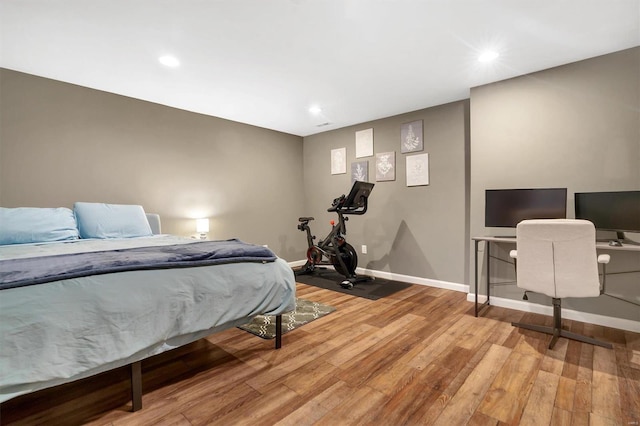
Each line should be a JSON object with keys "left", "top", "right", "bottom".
{"left": 196, "top": 218, "right": 210, "bottom": 233}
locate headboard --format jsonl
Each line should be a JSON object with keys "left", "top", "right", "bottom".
{"left": 146, "top": 213, "right": 162, "bottom": 235}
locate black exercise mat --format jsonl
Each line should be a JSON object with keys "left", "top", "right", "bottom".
{"left": 295, "top": 269, "right": 413, "bottom": 300}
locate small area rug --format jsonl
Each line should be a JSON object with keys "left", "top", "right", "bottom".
{"left": 238, "top": 298, "right": 336, "bottom": 339}
{"left": 295, "top": 269, "right": 413, "bottom": 300}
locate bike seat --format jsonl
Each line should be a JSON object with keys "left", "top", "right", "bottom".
{"left": 298, "top": 216, "right": 314, "bottom": 222}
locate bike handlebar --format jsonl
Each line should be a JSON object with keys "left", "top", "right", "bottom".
{"left": 327, "top": 194, "right": 346, "bottom": 212}
{"left": 327, "top": 195, "right": 369, "bottom": 215}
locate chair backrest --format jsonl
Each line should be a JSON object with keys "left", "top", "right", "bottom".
{"left": 515, "top": 219, "right": 600, "bottom": 299}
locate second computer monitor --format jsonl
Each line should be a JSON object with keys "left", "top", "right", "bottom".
{"left": 575, "top": 190, "right": 640, "bottom": 234}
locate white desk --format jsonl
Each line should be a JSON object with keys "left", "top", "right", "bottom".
{"left": 472, "top": 236, "right": 640, "bottom": 316}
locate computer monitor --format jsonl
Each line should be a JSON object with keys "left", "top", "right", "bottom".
{"left": 574, "top": 190, "right": 640, "bottom": 241}
{"left": 485, "top": 188, "right": 568, "bottom": 228}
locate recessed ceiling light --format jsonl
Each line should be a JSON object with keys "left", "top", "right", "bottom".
{"left": 478, "top": 51, "right": 499, "bottom": 63}
{"left": 159, "top": 55, "right": 180, "bottom": 67}
{"left": 309, "top": 105, "right": 322, "bottom": 115}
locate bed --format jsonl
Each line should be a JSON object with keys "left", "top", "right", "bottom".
{"left": 0, "top": 203, "right": 296, "bottom": 410}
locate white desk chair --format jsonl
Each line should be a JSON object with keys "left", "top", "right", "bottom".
{"left": 509, "top": 219, "right": 612, "bottom": 349}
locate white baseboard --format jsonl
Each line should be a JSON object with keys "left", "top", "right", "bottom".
{"left": 467, "top": 293, "right": 640, "bottom": 333}
{"left": 288, "top": 260, "right": 308, "bottom": 268}
{"left": 288, "top": 260, "right": 639, "bottom": 333}
{"left": 355, "top": 267, "right": 469, "bottom": 293}
{"left": 288, "top": 261, "right": 468, "bottom": 293}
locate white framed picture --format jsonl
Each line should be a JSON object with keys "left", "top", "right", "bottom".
{"left": 351, "top": 161, "right": 368, "bottom": 184}
{"left": 355, "top": 128, "right": 374, "bottom": 158}
{"left": 331, "top": 147, "right": 346, "bottom": 175}
{"left": 401, "top": 120, "right": 423, "bottom": 153}
{"left": 376, "top": 151, "right": 395, "bottom": 181}
{"left": 406, "top": 153, "right": 429, "bottom": 186}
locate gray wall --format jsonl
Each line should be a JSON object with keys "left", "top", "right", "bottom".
{"left": 1, "top": 47, "right": 637, "bottom": 321}
{"left": 0, "top": 69, "right": 305, "bottom": 260}
{"left": 470, "top": 47, "right": 640, "bottom": 321}
{"left": 302, "top": 101, "right": 470, "bottom": 285}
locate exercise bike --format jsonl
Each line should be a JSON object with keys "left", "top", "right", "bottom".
{"left": 296, "top": 181, "right": 374, "bottom": 289}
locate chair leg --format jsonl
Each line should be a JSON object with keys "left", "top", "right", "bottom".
{"left": 556, "top": 329, "right": 612, "bottom": 349}
{"left": 549, "top": 298, "right": 562, "bottom": 349}
{"left": 511, "top": 298, "right": 612, "bottom": 350}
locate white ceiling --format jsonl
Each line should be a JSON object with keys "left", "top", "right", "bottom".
{"left": 1, "top": 1, "right": 639, "bottom": 137}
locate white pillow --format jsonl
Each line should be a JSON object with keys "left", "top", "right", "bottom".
{"left": 0, "top": 207, "right": 80, "bottom": 245}
{"left": 74, "top": 202, "right": 153, "bottom": 239}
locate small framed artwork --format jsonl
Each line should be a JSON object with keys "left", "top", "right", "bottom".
{"left": 331, "top": 147, "right": 346, "bottom": 175}
{"left": 351, "top": 161, "right": 368, "bottom": 184}
{"left": 376, "top": 151, "right": 395, "bottom": 181}
{"left": 355, "top": 128, "right": 374, "bottom": 158}
{"left": 401, "top": 120, "right": 423, "bottom": 153}
{"left": 406, "top": 153, "right": 429, "bottom": 186}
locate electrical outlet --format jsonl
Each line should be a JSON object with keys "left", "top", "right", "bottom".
{"left": 361, "top": 245, "right": 367, "bottom": 254}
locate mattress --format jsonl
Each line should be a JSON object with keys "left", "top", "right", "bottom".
{"left": 0, "top": 236, "right": 296, "bottom": 403}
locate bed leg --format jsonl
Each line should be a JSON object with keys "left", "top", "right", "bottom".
{"left": 275, "top": 314, "right": 282, "bottom": 349}
{"left": 131, "top": 361, "right": 142, "bottom": 411}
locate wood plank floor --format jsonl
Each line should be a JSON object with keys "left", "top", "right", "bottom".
{"left": 2, "top": 282, "right": 639, "bottom": 425}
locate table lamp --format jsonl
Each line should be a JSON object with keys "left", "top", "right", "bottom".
{"left": 196, "top": 218, "right": 209, "bottom": 240}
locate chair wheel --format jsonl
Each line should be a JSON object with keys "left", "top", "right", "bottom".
{"left": 340, "top": 280, "right": 354, "bottom": 289}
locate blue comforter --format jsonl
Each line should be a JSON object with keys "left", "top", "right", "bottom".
{"left": 0, "top": 238, "right": 276, "bottom": 290}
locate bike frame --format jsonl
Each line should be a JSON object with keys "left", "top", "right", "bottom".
{"left": 299, "top": 210, "right": 349, "bottom": 271}
{"left": 296, "top": 181, "right": 373, "bottom": 282}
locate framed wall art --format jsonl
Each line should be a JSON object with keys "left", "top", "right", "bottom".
{"left": 331, "top": 147, "right": 346, "bottom": 175}
{"left": 401, "top": 120, "right": 423, "bottom": 153}
{"left": 355, "top": 128, "right": 374, "bottom": 158}
{"left": 351, "top": 161, "right": 368, "bottom": 184}
{"left": 406, "top": 153, "right": 429, "bottom": 186}
{"left": 375, "top": 151, "right": 395, "bottom": 181}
